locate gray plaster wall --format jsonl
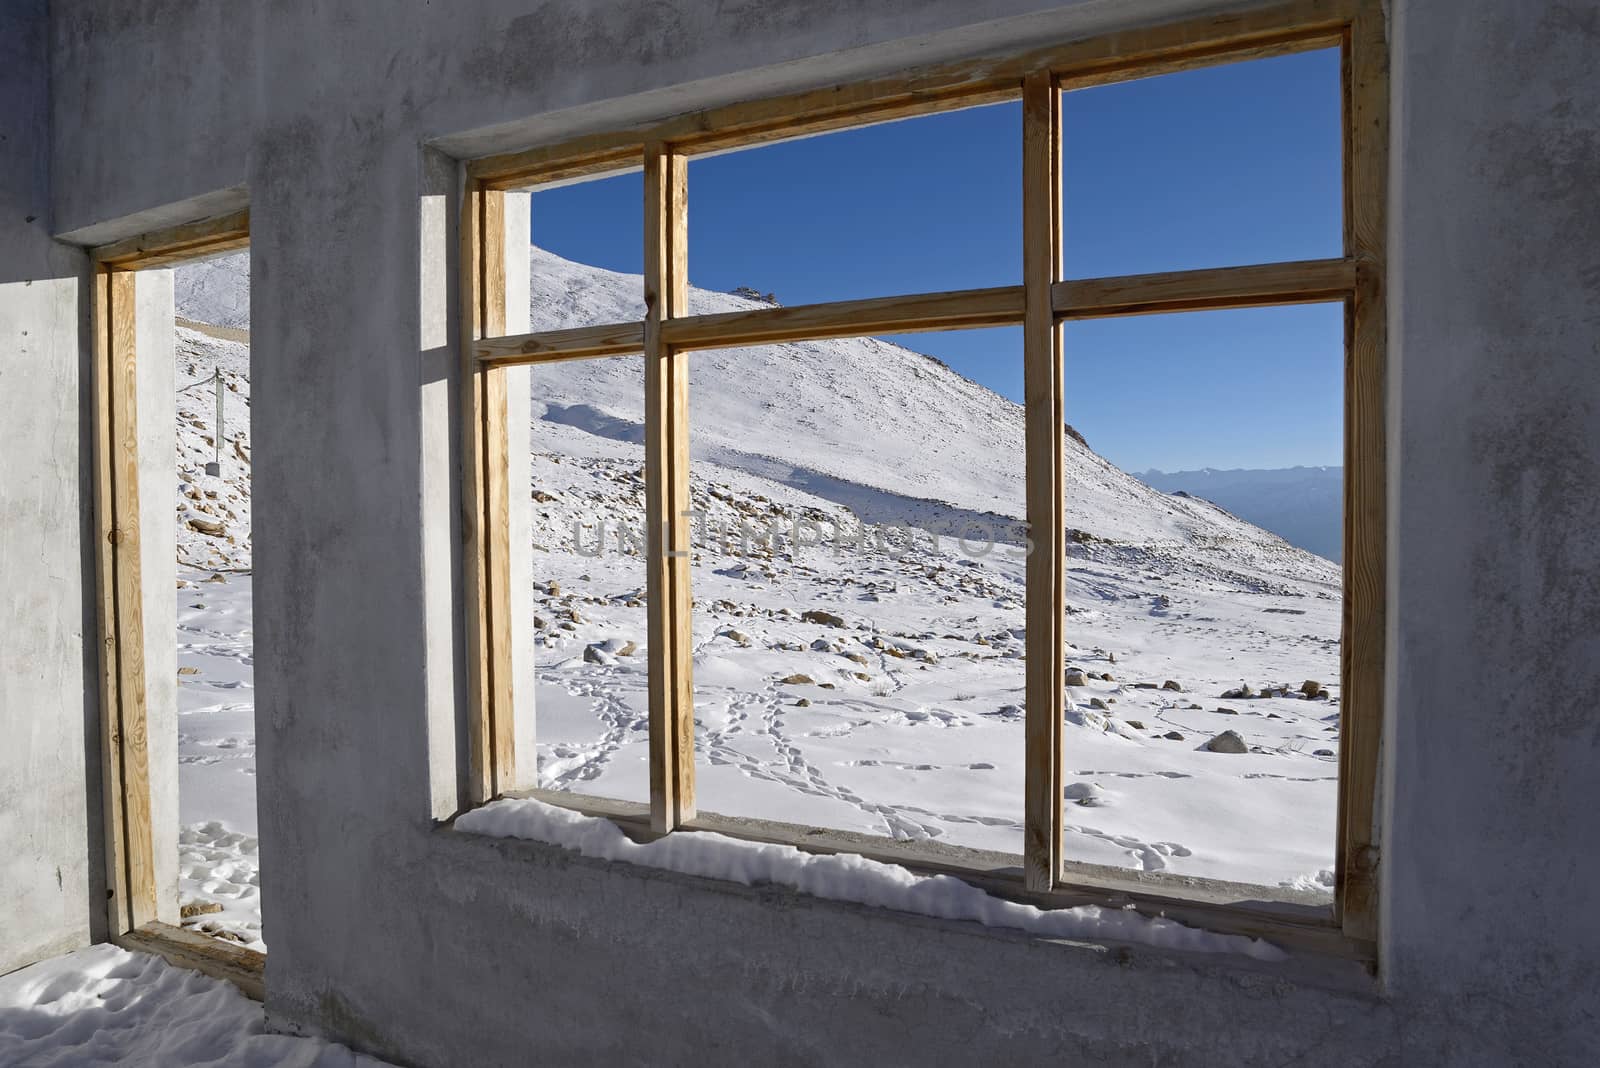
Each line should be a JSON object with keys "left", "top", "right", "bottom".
{"left": 0, "top": 0, "right": 101, "bottom": 977}
{"left": 6, "top": 0, "right": 1597, "bottom": 1063}
{"left": 1382, "top": 1, "right": 1600, "bottom": 1057}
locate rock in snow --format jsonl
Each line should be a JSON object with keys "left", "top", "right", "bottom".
{"left": 1205, "top": 730, "right": 1250, "bottom": 754}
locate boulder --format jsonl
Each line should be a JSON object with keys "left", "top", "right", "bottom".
{"left": 801, "top": 609, "right": 846, "bottom": 628}
{"left": 1065, "top": 669, "right": 1089, "bottom": 686}
{"left": 779, "top": 673, "right": 815, "bottom": 685}
{"left": 1162, "top": 679, "right": 1183, "bottom": 692}
{"left": 1204, "top": 730, "right": 1249, "bottom": 754}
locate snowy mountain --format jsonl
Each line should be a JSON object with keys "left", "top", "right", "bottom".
{"left": 173, "top": 247, "right": 1343, "bottom": 903}
{"left": 1137, "top": 466, "right": 1343, "bottom": 563}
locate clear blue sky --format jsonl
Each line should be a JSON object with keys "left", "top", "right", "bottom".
{"left": 530, "top": 48, "right": 1343, "bottom": 473}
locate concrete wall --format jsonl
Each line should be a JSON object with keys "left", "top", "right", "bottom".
{"left": 5, "top": 0, "right": 1597, "bottom": 1063}
{"left": 0, "top": 0, "right": 101, "bottom": 976}
{"left": 1382, "top": 1, "right": 1600, "bottom": 1057}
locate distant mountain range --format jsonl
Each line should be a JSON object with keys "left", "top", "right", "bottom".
{"left": 1137, "top": 466, "right": 1343, "bottom": 563}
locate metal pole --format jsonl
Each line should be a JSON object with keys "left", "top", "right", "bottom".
{"left": 206, "top": 368, "right": 223, "bottom": 476}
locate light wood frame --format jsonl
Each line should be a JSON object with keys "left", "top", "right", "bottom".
{"left": 90, "top": 210, "right": 266, "bottom": 997}
{"left": 458, "top": 0, "right": 1386, "bottom": 959}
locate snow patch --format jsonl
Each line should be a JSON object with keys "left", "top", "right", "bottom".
{"left": 0, "top": 944, "right": 391, "bottom": 1066}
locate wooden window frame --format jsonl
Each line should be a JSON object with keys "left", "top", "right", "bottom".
{"left": 459, "top": 0, "right": 1386, "bottom": 962}
{"left": 90, "top": 209, "right": 265, "bottom": 999}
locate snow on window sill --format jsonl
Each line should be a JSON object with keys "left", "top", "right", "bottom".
{"left": 453, "top": 795, "right": 1287, "bottom": 962}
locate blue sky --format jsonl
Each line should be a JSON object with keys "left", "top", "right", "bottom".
{"left": 531, "top": 48, "right": 1343, "bottom": 473}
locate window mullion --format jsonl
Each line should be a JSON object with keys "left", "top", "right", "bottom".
{"left": 1021, "top": 72, "right": 1065, "bottom": 893}
{"left": 644, "top": 144, "right": 696, "bottom": 833}
{"left": 460, "top": 181, "right": 516, "bottom": 802}
{"left": 1336, "top": 5, "right": 1388, "bottom": 947}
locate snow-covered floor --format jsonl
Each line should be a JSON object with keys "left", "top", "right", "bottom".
{"left": 0, "top": 945, "right": 391, "bottom": 1067}
{"left": 177, "top": 569, "right": 263, "bottom": 951}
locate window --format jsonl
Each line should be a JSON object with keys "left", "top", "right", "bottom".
{"left": 90, "top": 210, "right": 265, "bottom": 996}
{"left": 460, "top": 0, "right": 1386, "bottom": 957}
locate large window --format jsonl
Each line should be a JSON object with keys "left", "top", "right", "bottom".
{"left": 459, "top": 0, "right": 1386, "bottom": 957}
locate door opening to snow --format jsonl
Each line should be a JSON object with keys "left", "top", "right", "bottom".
{"left": 173, "top": 250, "right": 263, "bottom": 949}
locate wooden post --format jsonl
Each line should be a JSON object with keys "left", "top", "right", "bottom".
{"left": 460, "top": 180, "right": 516, "bottom": 803}
{"left": 644, "top": 143, "right": 696, "bottom": 833}
{"left": 1022, "top": 73, "right": 1065, "bottom": 892}
{"left": 1337, "top": 0, "right": 1388, "bottom": 946}
{"left": 92, "top": 265, "right": 157, "bottom": 934}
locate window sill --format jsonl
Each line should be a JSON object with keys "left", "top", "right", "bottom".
{"left": 445, "top": 789, "right": 1375, "bottom": 979}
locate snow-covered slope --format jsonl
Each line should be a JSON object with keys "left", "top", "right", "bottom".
{"left": 175, "top": 250, "right": 251, "bottom": 332}
{"left": 173, "top": 325, "right": 253, "bottom": 570}
{"left": 171, "top": 246, "right": 1343, "bottom": 908}
{"left": 529, "top": 247, "right": 1325, "bottom": 564}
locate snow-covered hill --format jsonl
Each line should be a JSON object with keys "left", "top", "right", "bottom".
{"left": 172, "top": 247, "right": 1343, "bottom": 908}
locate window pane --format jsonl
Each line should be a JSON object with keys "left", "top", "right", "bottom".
{"left": 528, "top": 171, "right": 645, "bottom": 327}
{"left": 1061, "top": 303, "right": 1342, "bottom": 900}
{"left": 687, "top": 102, "right": 1021, "bottom": 312}
{"left": 528, "top": 354, "right": 652, "bottom": 804}
{"left": 689, "top": 327, "right": 1027, "bottom": 856}
{"left": 1062, "top": 48, "right": 1342, "bottom": 278}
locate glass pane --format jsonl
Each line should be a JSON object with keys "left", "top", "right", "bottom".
{"left": 527, "top": 354, "right": 652, "bottom": 804}
{"left": 1062, "top": 48, "right": 1342, "bottom": 278}
{"left": 529, "top": 171, "right": 645, "bottom": 328}
{"left": 689, "top": 327, "right": 1027, "bottom": 856}
{"left": 1061, "top": 303, "right": 1342, "bottom": 900}
{"left": 687, "top": 102, "right": 1021, "bottom": 312}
